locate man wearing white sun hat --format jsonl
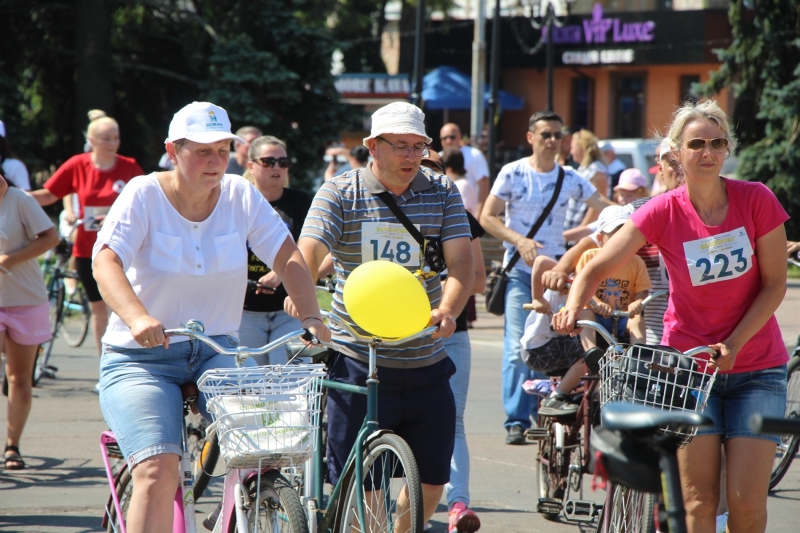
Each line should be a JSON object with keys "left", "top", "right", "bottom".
{"left": 292, "top": 101, "right": 474, "bottom": 532}
{"left": 92, "top": 101, "right": 329, "bottom": 533}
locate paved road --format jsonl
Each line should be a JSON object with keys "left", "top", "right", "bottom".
{"left": 1, "top": 282, "right": 798, "bottom": 532}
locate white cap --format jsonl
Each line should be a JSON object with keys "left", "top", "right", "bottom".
{"left": 600, "top": 142, "right": 614, "bottom": 152}
{"left": 363, "top": 102, "right": 432, "bottom": 146}
{"left": 658, "top": 138, "right": 672, "bottom": 159}
{"left": 0, "top": 120, "right": 5, "bottom": 138}
{"left": 164, "top": 102, "right": 245, "bottom": 145}
{"left": 597, "top": 205, "right": 631, "bottom": 234}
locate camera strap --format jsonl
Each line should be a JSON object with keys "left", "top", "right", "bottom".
{"left": 375, "top": 191, "right": 440, "bottom": 277}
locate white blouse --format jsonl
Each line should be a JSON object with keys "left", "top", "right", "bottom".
{"left": 93, "top": 173, "right": 291, "bottom": 348}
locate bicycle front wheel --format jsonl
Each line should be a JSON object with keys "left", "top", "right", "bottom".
{"left": 338, "top": 433, "right": 424, "bottom": 533}
{"left": 228, "top": 469, "right": 308, "bottom": 533}
{"left": 61, "top": 284, "right": 90, "bottom": 347}
{"left": 770, "top": 355, "right": 800, "bottom": 490}
{"left": 597, "top": 482, "right": 656, "bottom": 533}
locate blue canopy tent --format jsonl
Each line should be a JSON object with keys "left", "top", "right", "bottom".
{"left": 421, "top": 66, "right": 524, "bottom": 111}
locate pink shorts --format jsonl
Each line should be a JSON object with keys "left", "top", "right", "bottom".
{"left": 0, "top": 303, "right": 52, "bottom": 346}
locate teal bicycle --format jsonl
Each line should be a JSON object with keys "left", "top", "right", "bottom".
{"left": 294, "top": 311, "right": 434, "bottom": 533}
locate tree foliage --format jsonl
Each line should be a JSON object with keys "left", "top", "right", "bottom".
{"left": 699, "top": 0, "right": 800, "bottom": 239}
{"left": 0, "top": 0, "right": 348, "bottom": 191}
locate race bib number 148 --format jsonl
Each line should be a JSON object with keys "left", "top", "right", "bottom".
{"left": 361, "top": 222, "right": 421, "bottom": 267}
{"left": 682, "top": 227, "right": 753, "bottom": 287}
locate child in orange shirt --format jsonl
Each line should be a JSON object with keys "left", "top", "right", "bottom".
{"left": 575, "top": 205, "right": 651, "bottom": 351}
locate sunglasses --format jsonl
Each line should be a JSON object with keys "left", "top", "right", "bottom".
{"left": 252, "top": 156, "right": 291, "bottom": 169}
{"left": 538, "top": 131, "right": 564, "bottom": 141}
{"left": 683, "top": 137, "right": 728, "bottom": 153}
{"left": 440, "top": 135, "right": 458, "bottom": 141}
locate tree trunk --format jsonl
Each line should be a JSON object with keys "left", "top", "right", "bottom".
{"left": 74, "top": 0, "right": 113, "bottom": 151}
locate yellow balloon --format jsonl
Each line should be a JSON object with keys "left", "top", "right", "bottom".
{"left": 343, "top": 261, "right": 431, "bottom": 339}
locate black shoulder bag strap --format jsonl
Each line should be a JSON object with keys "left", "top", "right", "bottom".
{"left": 375, "top": 191, "right": 444, "bottom": 274}
{"left": 502, "top": 166, "right": 565, "bottom": 273}
{"left": 375, "top": 191, "right": 425, "bottom": 246}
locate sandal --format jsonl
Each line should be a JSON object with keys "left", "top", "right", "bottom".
{"left": 4, "top": 445, "right": 25, "bottom": 470}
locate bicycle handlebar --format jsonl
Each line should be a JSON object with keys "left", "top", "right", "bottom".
{"left": 789, "top": 255, "right": 800, "bottom": 269}
{"left": 321, "top": 310, "right": 438, "bottom": 347}
{"left": 524, "top": 289, "right": 668, "bottom": 313}
{"left": 750, "top": 414, "right": 800, "bottom": 436}
{"left": 163, "top": 321, "right": 311, "bottom": 364}
{"left": 553, "top": 318, "right": 719, "bottom": 360}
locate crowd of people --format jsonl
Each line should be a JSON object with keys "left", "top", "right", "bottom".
{"left": 0, "top": 95, "right": 793, "bottom": 533}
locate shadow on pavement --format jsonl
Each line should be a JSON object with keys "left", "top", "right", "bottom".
{"left": 0, "top": 456, "right": 107, "bottom": 491}
{"left": 0, "top": 514, "right": 101, "bottom": 532}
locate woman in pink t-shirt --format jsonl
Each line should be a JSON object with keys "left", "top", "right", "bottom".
{"left": 554, "top": 100, "right": 788, "bottom": 533}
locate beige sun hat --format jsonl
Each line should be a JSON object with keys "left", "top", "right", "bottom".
{"left": 363, "top": 102, "right": 432, "bottom": 146}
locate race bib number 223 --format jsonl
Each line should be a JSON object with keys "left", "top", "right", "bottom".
{"left": 682, "top": 227, "right": 753, "bottom": 287}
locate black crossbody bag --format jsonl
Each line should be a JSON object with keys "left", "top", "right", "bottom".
{"left": 484, "top": 167, "right": 565, "bottom": 316}
{"left": 375, "top": 192, "right": 446, "bottom": 274}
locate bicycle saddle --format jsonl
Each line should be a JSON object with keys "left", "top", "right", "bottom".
{"left": 601, "top": 401, "right": 712, "bottom": 433}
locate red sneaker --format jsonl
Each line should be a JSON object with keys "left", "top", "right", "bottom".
{"left": 448, "top": 502, "right": 480, "bottom": 533}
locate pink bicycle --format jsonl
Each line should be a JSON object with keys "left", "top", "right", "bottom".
{"left": 100, "top": 319, "right": 322, "bottom": 533}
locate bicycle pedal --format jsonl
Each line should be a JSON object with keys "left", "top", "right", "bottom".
{"left": 563, "top": 499, "right": 599, "bottom": 522}
{"left": 45, "top": 364, "right": 59, "bottom": 372}
{"left": 41, "top": 368, "right": 57, "bottom": 379}
{"left": 537, "top": 498, "right": 562, "bottom": 515}
{"left": 524, "top": 427, "right": 550, "bottom": 441}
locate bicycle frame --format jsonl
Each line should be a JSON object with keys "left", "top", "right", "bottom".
{"left": 101, "top": 326, "right": 310, "bottom": 533}
{"left": 304, "top": 312, "right": 436, "bottom": 533}
{"left": 100, "top": 415, "right": 198, "bottom": 533}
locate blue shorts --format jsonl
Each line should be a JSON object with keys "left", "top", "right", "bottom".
{"left": 325, "top": 352, "right": 456, "bottom": 486}
{"left": 696, "top": 364, "right": 787, "bottom": 444}
{"left": 99, "top": 335, "right": 249, "bottom": 469}
{"left": 595, "top": 315, "right": 629, "bottom": 340}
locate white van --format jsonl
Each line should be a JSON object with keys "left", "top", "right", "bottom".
{"left": 600, "top": 138, "right": 659, "bottom": 186}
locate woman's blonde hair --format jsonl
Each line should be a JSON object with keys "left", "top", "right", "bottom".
{"left": 575, "top": 129, "right": 605, "bottom": 168}
{"left": 665, "top": 99, "right": 737, "bottom": 157}
{"left": 86, "top": 109, "right": 119, "bottom": 138}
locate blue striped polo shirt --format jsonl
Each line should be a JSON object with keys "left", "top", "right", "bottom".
{"left": 300, "top": 163, "right": 471, "bottom": 368}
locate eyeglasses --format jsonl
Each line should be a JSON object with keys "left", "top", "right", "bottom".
{"left": 683, "top": 137, "right": 728, "bottom": 153}
{"left": 440, "top": 135, "right": 458, "bottom": 142}
{"left": 377, "top": 136, "right": 429, "bottom": 158}
{"left": 252, "top": 156, "right": 291, "bottom": 169}
{"left": 537, "top": 131, "right": 564, "bottom": 141}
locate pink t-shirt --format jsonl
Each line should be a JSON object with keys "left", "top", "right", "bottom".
{"left": 631, "top": 178, "right": 789, "bottom": 373}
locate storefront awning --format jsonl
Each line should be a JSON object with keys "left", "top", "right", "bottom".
{"left": 422, "top": 66, "right": 524, "bottom": 111}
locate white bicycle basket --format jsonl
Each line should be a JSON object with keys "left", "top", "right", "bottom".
{"left": 598, "top": 345, "right": 717, "bottom": 445}
{"left": 198, "top": 364, "right": 325, "bottom": 468}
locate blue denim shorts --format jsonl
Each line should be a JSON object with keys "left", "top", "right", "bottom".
{"left": 696, "top": 364, "right": 787, "bottom": 444}
{"left": 595, "top": 315, "right": 629, "bottom": 340}
{"left": 99, "top": 335, "right": 250, "bottom": 468}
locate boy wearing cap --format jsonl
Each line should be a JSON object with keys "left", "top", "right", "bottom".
{"left": 575, "top": 205, "right": 651, "bottom": 353}
{"left": 529, "top": 206, "right": 650, "bottom": 415}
